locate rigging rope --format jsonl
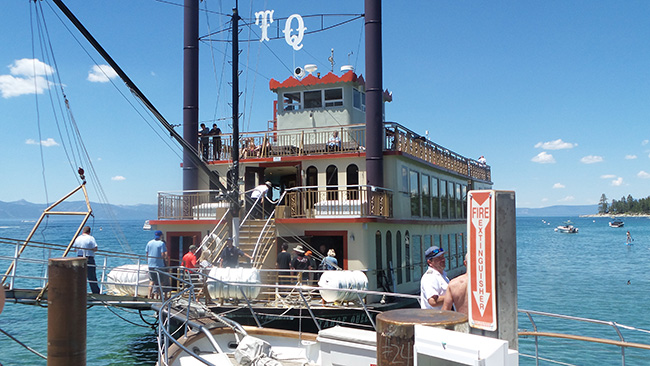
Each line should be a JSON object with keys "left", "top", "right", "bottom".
{"left": 0, "top": 327, "right": 47, "bottom": 360}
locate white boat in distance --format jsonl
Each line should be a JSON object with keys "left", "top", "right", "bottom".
{"left": 554, "top": 220, "right": 578, "bottom": 233}
{"left": 609, "top": 218, "right": 624, "bottom": 228}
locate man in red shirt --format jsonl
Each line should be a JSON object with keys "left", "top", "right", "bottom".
{"left": 182, "top": 245, "right": 198, "bottom": 269}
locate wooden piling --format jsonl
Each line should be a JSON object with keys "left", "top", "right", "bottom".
{"left": 48, "top": 257, "right": 87, "bottom": 366}
{"left": 376, "top": 309, "right": 467, "bottom": 366}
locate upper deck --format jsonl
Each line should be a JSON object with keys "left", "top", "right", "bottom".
{"left": 202, "top": 122, "right": 491, "bottom": 183}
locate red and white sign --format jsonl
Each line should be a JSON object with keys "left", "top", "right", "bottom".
{"left": 467, "top": 190, "right": 497, "bottom": 331}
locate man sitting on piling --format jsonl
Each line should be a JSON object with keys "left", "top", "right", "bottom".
{"left": 420, "top": 246, "right": 449, "bottom": 310}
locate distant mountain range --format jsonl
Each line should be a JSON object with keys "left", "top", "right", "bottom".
{"left": 0, "top": 200, "right": 157, "bottom": 220}
{"left": 0, "top": 199, "right": 597, "bottom": 220}
{"left": 516, "top": 204, "right": 598, "bottom": 217}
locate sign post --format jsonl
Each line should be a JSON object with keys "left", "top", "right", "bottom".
{"left": 467, "top": 190, "right": 518, "bottom": 349}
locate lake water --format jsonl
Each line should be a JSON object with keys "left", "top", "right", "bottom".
{"left": 2, "top": 216, "right": 650, "bottom": 365}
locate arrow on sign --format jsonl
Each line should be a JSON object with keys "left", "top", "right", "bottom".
{"left": 471, "top": 197, "right": 491, "bottom": 316}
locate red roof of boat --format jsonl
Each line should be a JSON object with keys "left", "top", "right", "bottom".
{"left": 269, "top": 70, "right": 364, "bottom": 90}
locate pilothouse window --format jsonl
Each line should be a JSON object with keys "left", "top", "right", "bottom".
{"left": 353, "top": 88, "right": 366, "bottom": 111}
{"left": 325, "top": 88, "right": 343, "bottom": 107}
{"left": 283, "top": 92, "right": 302, "bottom": 111}
{"left": 304, "top": 90, "right": 322, "bottom": 109}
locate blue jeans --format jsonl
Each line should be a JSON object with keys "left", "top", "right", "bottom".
{"left": 80, "top": 256, "right": 100, "bottom": 294}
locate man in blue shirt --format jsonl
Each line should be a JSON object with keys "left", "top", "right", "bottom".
{"left": 73, "top": 226, "right": 100, "bottom": 294}
{"left": 146, "top": 230, "right": 168, "bottom": 299}
{"left": 219, "top": 238, "right": 252, "bottom": 268}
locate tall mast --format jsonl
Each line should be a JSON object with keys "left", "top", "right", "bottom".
{"left": 230, "top": 5, "right": 241, "bottom": 244}
{"left": 183, "top": 0, "right": 199, "bottom": 191}
{"left": 365, "top": 0, "right": 384, "bottom": 187}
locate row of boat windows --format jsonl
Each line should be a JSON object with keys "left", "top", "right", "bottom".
{"left": 404, "top": 167, "right": 468, "bottom": 219}
{"left": 306, "top": 164, "right": 359, "bottom": 190}
{"left": 283, "top": 88, "right": 366, "bottom": 111}
{"left": 375, "top": 230, "right": 466, "bottom": 286}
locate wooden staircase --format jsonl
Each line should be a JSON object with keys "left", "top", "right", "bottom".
{"left": 238, "top": 218, "right": 276, "bottom": 268}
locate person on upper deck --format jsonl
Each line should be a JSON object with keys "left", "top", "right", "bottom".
{"left": 199, "top": 123, "right": 210, "bottom": 159}
{"left": 210, "top": 123, "right": 222, "bottom": 160}
{"left": 420, "top": 246, "right": 449, "bottom": 310}
{"left": 327, "top": 131, "right": 341, "bottom": 152}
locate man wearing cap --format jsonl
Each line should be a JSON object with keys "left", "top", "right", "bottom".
{"left": 420, "top": 246, "right": 449, "bottom": 310}
{"left": 146, "top": 230, "right": 168, "bottom": 299}
{"left": 73, "top": 226, "right": 100, "bottom": 294}
{"left": 219, "top": 238, "right": 252, "bottom": 268}
{"left": 290, "top": 245, "right": 311, "bottom": 282}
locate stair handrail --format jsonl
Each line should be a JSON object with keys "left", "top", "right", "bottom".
{"left": 250, "top": 191, "right": 287, "bottom": 265}
{"left": 198, "top": 208, "right": 231, "bottom": 263}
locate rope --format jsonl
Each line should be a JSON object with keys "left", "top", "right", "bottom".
{"left": 0, "top": 327, "right": 47, "bottom": 360}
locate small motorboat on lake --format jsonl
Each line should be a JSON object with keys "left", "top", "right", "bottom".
{"left": 609, "top": 218, "right": 624, "bottom": 228}
{"left": 554, "top": 221, "right": 578, "bottom": 233}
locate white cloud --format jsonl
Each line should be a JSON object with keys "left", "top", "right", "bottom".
{"left": 111, "top": 175, "right": 126, "bottom": 181}
{"left": 625, "top": 155, "right": 637, "bottom": 160}
{"left": 87, "top": 64, "right": 118, "bottom": 83}
{"left": 0, "top": 59, "right": 55, "bottom": 98}
{"left": 531, "top": 152, "right": 555, "bottom": 164}
{"left": 611, "top": 177, "right": 623, "bottom": 186}
{"left": 642, "top": 140, "right": 649, "bottom": 146}
{"left": 25, "top": 138, "right": 59, "bottom": 147}
{"left": 541, "top": 198, "right": 548, "bottom": 203}
{"left": 638, "top": 171, "right": 650, "bottom": 179}
{"left": 558, "top": 196, "right": 575, "bottom": 202}
{"left": 600, "top": 174, "right": 616, "bottom": 179}
{"left": 552, "top": 183, "right": 565, "bottom": 189}
{"left": 580, "top": 155, "right": 603, "bottom": 164}
{"left": 534, "top": 139, "right": 577, "bottom": 150}
{"left": 10, "top": 58, "right": 54, "bottom": 77}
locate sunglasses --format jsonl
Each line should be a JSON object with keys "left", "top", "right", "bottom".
{"left": 427, "top": 248, "right": 444, "bottom": 259}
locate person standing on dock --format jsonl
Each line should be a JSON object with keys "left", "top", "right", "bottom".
{"left": 73, "top": 226, "right": 100, "bottom": 294}
{"left": 420, "top": 246, "right": 449, "bottom": 310}
{"left": 146, "top": 230, "right": 169, "bottom": 299}
{"left": 442, "top": 254, "right": 468, "bottom": 314}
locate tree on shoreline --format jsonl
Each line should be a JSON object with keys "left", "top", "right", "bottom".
{"left": 604, "top": 194, "right": 650, "bottom": 214}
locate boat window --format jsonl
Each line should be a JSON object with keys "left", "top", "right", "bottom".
{"left": 442, "top": 234, "right": 450, "bottom": 269}
{"left": 346, "top": 164, "right": 359, "bottom": 200}
{"left": 400, "top": 166, "right": 409, "bottom": 193}
{"left": 405, "top": 231, "right": 411, "bottom": 282}
{"left": 411, "top": 235, "right": 422, "bottom": 281}
{"left": 423, "top": 235, "right": 432, "bottom": 276}
{"left": 324, "top": 88, "right": 343, "bottom": 107}
{"left": 461, "top": 185, "right": 467, "bottom": 218}
{"left": 422, "top": 174, "right": 431, "bottom": 217}
{"left": 375, "top": 231, "right": 383, "bottom": 290}
{"left": 353, "top": 88, "right": 366, "bottom": 111}
{"left": 410, "top": 170, "right": 420, "bottom": 216}
{"left": 455, "top": 183, "right": 462, "bottom": 218}
{"left": 451, "top": 234, "right": 458, "bottom": 269}
{"left": 386, "top": 231, "right": 393, "bottom": 290}
{"left": 326, "top": 165, "right": 338, "bottom": 200}
{"left": 283, "top": 92, "right": 301, "bottom": 111}
{"left": 306, "top": 166, "right": 318, "bottom": 208}
{"left": 304, "top": 90, "right": 322, "bottom": 109}
{"left": 440, "top": 180, "right": 448, "bottom": 218}
{"left": 431, "top": 178, "right": 440, "bottom": 218}
{"left": 396, "top": 231, "right": 403, "bottom": 284}
{"left": 448, "top": 181, "right": 456, "bottom": 219}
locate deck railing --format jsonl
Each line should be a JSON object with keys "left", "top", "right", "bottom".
{"left": 157, "top": 190, "right": 228, "bottom": 220}
{"left": 202, "top": 122, "right": 491, "bottom": 182}
{"left": 282, "top": 185, "right": 393, "bottom": 219}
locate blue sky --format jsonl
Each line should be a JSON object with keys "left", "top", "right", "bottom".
{"left": 1, "top": 0, "right": 649, "bottom": 208}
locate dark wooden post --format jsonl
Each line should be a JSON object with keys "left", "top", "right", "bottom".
{"left": 48, "top": 257, "right": 87, "bottom": 366}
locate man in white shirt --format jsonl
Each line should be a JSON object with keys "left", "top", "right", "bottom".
{"left": 73, "top": 226, "right": 100, "bottom": 294}
{"left": 420, "top": 246, "right": 449, "bottom": 309}
{"left": 250, "top": 181, "right": 272, "bottom": 218}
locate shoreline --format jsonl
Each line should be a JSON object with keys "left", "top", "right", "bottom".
{"left": 580, "top": 213, "right": 650, "bottom": 218}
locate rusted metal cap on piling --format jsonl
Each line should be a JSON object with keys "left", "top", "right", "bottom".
{"left": 376, "top": 309, "right": 467, "bottom": 366}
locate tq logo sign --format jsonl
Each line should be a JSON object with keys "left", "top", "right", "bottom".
{"left": 255, "top": 10, "right": 306, "bottom": 51}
